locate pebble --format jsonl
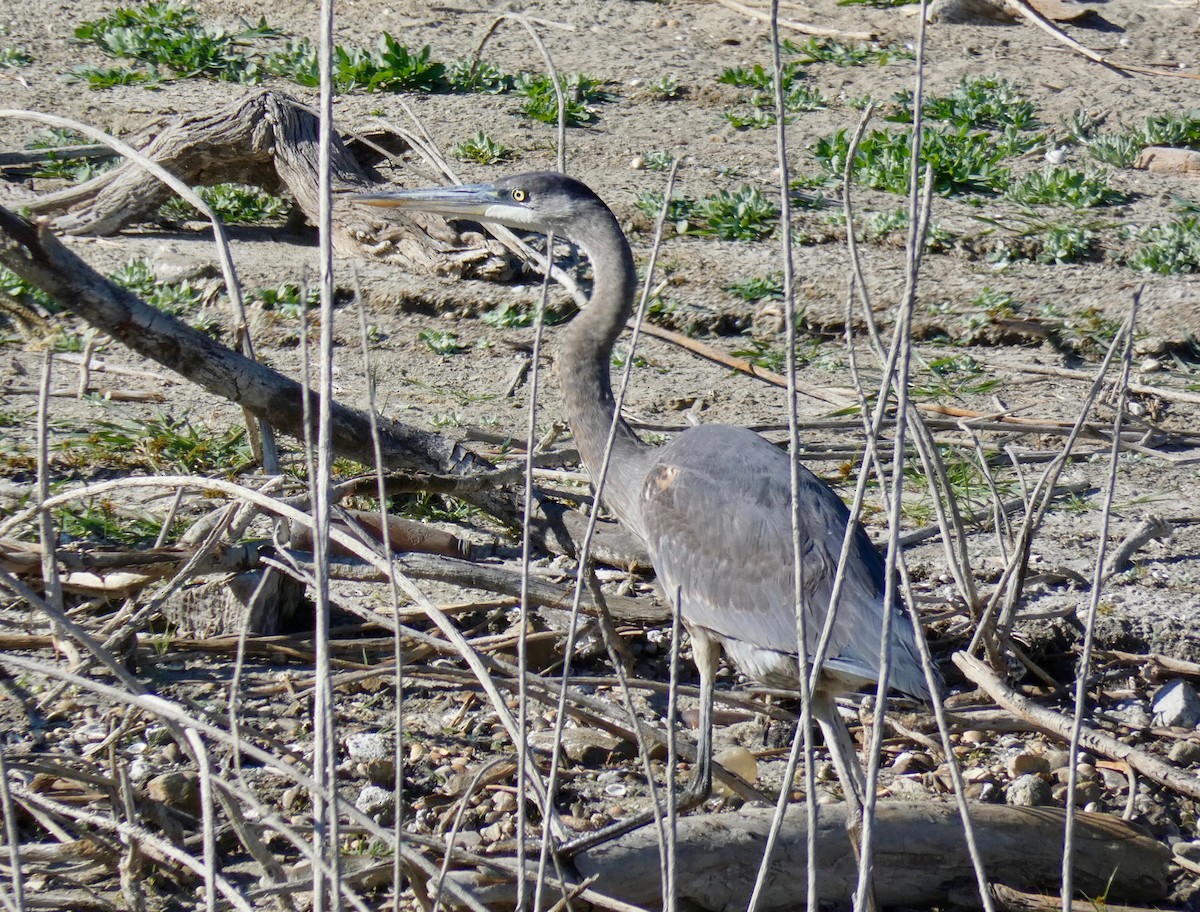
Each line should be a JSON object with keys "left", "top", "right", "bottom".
{"left": 1168, "top": 740, "right": 1200, "bottom": 765}
{"left": 146, "top": 771, "right": 201, "bottom": 815}
{"left": 1005, "top": 774, "right": 1052, "bottom": 807}
{"left": 961, "top": 730, "right": 987, "bottom": 745}
{"left": 355, "top": 785, "right": 394, "bottom": 823}
{"left": 527, "top": 728, "right": 622, "bottom": 765}
{"left": 1007, "top": 753, "right": 1050, "bottom": 777}
{"left": 344, "top": 732, "right": 395, "bottom": 786}
{"left": 1151, "top": 680, "right": 1200, "bottom": 729}
{"left": 1053, "top": 781, "right": 1100, "bottom": 806}
{"left": 1109, "top": 699, "right": 1152, "bottom": 729}
{"left": 1173, "top": 840, "right": 1200, "bottom": 863}
{"left": 492, "top": 790, "right": 517, "bottom": 813}
{"left": 480, "top": 821, "right": 504, "bottom": 843}
{"left": 892, "top": 751, "right": 932, "bottom": 775}
{"left": 1043, "top": 749, "right": 1072, "bottom": 770}
{"left": 714, "top": 746, "right": 757, "bottom": 795}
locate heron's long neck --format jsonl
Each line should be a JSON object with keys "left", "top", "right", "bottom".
{"left": 556, "top": 210, "right": 652, "bottom": 539}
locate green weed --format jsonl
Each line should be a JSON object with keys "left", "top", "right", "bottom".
{"left": 889, "top": 76, "right": 1038, "bottom": 131}
{"left": 71, "top": 66, "right": 155, "bottom": 88}
{"left": 56, "top": 499, "right": 175, "bottom": 546}
{"left": 1128, "top": 217, "right": 1200, "bottom": 274}
{"left": 418, "top": 330, "right": 464, "bottom": 355}
{"left": 1, "top": 265, "right": 55, "bottom": 314}
{"left": 783, "top": 36, "right": 913, "bottom": 67}
{"left": 74, "top": 0, "right": 274, "bottom": 84}
{"left": 249, "top": 283, "right": 319, "bottom": 319}
{"left": 453, "top": 132, "right": 511, "bottom": 165}
{"left": 641, "top": 151, "right": 677, "bottom": 172}
{"left": 1086, "top": 133, "right": 1142, "bottom": 168}
{"left": 64, "top": 412, "right": 253, "bottom": 475}
{"left": 514, "top": 73, "right": 613, "bottom": 126}
{"left": 693, "top": 186, "right": 779, "bottom": 241}
{"left": 445, "top": 57, "right": 512, "bottom": 94}
{"left": 159, "top": 182, "right": 289, "bottom": 224}
{"left": 727, "top": 273, "right": 784, "bottom": 302}
{"left": 648, "top": 75, "right": 686, "bottom": 100}
{"left": 108, "top": 259, "right": 207, "bottom": 315}
{"left": 1006, "top": 167, "right": 1124, "bottom": 208}
{"left": 0, "top": 47, "right": 32, "bottom": 68}
{"left": 1142, "top": 113, "right": 1200, "bottom": 148}
{"left": 634, "top": 191, "right": 696, "bottom": 223}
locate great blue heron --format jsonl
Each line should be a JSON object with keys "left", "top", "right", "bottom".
{"left": 353, "top": 171, "right": 931, "bottom": 835}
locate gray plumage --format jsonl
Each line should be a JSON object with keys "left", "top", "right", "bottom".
{"left": 353, "top": 172, "right": 932, "bottom": 825}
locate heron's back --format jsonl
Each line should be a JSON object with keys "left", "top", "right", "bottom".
{"left": 639, "top": 424, "right": 928, "bottom": 699}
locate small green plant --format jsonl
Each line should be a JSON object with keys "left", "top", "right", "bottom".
{"left": 395, "top": 492, "right": 477, "bottom": 522}
{"left": 1142, "top": 113, "right": 1200, "bottom": 149}
{"left": 71, "top": 66, "right": 155, "bottom": 88}
{"left": 249, "top": 283, "right": 318, "bottom": 319}
{"left": 0, "top": 47, "right": 32, "bottom": 68}
{"left": 727, "top": 273, "right": 784, "bottom": 302}
{"left": 731, "top": 339, "right": 785, "bottom": 372}
{"left": 453, "top": 132, "right": 511, "bottom": 165}
{"left": 910, "top": 354, "right": 1001, "bottom": 400}
{"left": 108, "top": 259, "right": 207, "bottom": 315}
{"left": 1035, "top": 224, "right": 1095, "bottom": 264}
{"left": 1128, "top": 216, "right": 1200, "bottom": 274}
{"left": 1086, "top": 132, "right": 1142, "bottom": 168}
{"left": 445, "top": 57, "right": 511, "bottom": 94}
{"left": 26, "top": 129, "right": 116, "bottom": 182}
{"left": 889, "top": 76, "right": 1038, "bottom": 131}
{"left": 1, "top": 265, "right": 55, "bottom": 314}
{"left": 481, "top": 301, "right": 565, "bottom": 329}
{"left": 64, "top": 412, "right": 253, "bottom": 475}
{"left": 268, "top": 34, "right": 446, "bottom": 93}
{"left": 1034, "top": 302, "right": 1126, "bottom": 353}
{"left": 418, "top": 330, "right": 465, "bottom": 355}
{"left": 972, "top": 287, "right": 1017, "bottom": 319}
{"left": 783, "top": 36, "right": 913, "bottom": 67}
{"left": 693, "top": 186, "right": 779, "bottom": 241}
{"left": 648, "top": 74, "right": 686, "bottom": 100}
{"left": 74, "top": 0, "right": 274, "bottom": 84}
{"left": 641, "top": 151, "right": 677, "bottom": 172}
{"left": 1006, "top": 167, "right": 1124, "bottom": 208}
{"left": 514, "top": 72, "right": 612, "bottom": 126}
{"left": 160, "top": 183, "right": 289, "bottom": 224}
{"left": 634, "top": 191, "right": 696, "bottom": 223}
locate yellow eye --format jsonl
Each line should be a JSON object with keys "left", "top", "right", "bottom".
{"left": 511, "top": 189, "right": 527, "bottom": 202}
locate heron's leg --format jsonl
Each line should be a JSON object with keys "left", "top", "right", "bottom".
{"left": 681, "top": 626, "right": 719, "bottom": 802}
{"left": 812, "top": 689, "right": 877, "bottom": 912}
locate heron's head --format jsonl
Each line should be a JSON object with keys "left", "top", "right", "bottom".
{"left": 349, "top": 172, "right": 605, "bottom": 235}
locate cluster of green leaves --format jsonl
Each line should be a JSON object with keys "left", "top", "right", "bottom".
{"left": 783, "top": 36, "right": 913, "bottom": 67}
{"left": 1129, "top": 216, "right": 1200, "bottom": 274}
{"left": 453, "top": 132, "right": 511, "bottom": 165}
{"left": 74, "top": 0, "right": 275, "bottom": 85}
{"left": 25, "top": 129, "right": 114, "bottom": 183}
{"left": 727, "top": 273, "right": 784, "bottom": 302}
{"left": 108, "top": 259, "right": 207, "bottom": 315}
{"left": 418, "top": 329, "right": 465, "bottom": 355}
{"left": 1006, "top": 167, "right": 1124, "bottom": 209}
{"left": 481, "top": 301, "right": 567, "bottom": 329}
{"left": 889, "top": 76, "right": 1038, "bottom": 131}
{"left": 63, "top": 412, "right": 252, "bottom": 476}
{"left": 909, "top": 354, "right": 1000, "bottom": 401}
{"left": 69, "top": 0, "right": 526, "bottom": 101}
{"left": 635, "top": 186, "right": 780, "bottom": 241}
{"left": 513, "top": 72, "right": 613, "bottom": 126}
{"left": 812, "top": 76, "right": 1047, "bottom": 197}
{"left": 718, "top": 61, "right": 826, "bottom": 129}
{"left": 1, "top": 265, "right": 55, "bottom": 314}
{"left": 1035, "top": 302, "right": 1127, "bottom": 354}
{"left": 248, "top": 283, "right": 320, "bottom": 319}
{"left": 0, "top": 47, "right": 32, "bottom": 68}
{"left": 159, "top": 183, "right": 290, "bottom": 225}
{"left": 267, "top": 34, "right": 446, "bottom": 93}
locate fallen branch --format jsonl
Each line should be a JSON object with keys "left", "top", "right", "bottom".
{"left": 954, "top": 651, "right": 1200, "bottom": 801}
{"left": 447, "top": 802, "right": 1168, "bottom": 909}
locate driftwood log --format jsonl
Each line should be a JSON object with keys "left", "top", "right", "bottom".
{"left": 20, "top": 90, "right": 514, "bottom": 279}
{"left": 447, "top": 803, "right": 1169, "bottom": 910}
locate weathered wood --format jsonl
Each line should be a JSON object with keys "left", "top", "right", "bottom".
{"left": 21, "top": 90, "right": 514, "bottom": 279}
{"left": 160, "top": 569, "right": 304, "bottom": 638}
{"left": 448, "top": 802, "right": 1168, "bottom": 910}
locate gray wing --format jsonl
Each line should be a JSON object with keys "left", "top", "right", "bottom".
{"left": 639, "top": 424, "right": 928, "bottom": 698}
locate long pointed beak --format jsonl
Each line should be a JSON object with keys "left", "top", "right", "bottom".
{"left": 347, "top": 183, "right": 502, "bottom": 219}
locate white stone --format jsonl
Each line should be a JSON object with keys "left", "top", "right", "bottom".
{"left": 1152, "top": 680, "right": 1200, "bottom": 729}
